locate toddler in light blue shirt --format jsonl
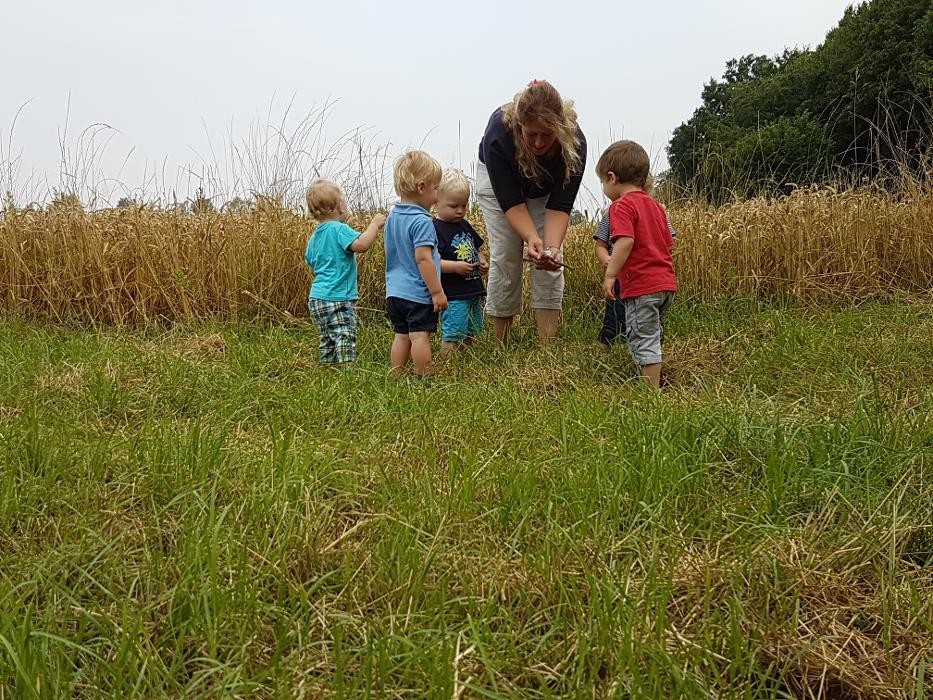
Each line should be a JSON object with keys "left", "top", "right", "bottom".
{"left": 384, "top": 151, "right": 446, "bottom": 378}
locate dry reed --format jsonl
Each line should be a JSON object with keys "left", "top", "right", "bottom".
{"left": 1, "top": 186, "right": 931, "bottom": 326}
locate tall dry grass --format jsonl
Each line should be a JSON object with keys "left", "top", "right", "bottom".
{"left": 1, "top": 186, "right": 931, "bottom": 326}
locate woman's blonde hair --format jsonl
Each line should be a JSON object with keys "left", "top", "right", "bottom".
{"left": 501, "top": 80, "right": 583, "bottom": 187}
{"left": 394, "top": 150, "right": 442, "bottom": 198}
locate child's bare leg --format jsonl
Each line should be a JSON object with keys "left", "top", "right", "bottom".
{"left": 440, "top": 341, "right": 460, "bottom": 355}
{"left": 463, "top": 336, "right": 475, "bottom": 347}
{"left": 390, "top": 333, "right": 411, "bottom": 375}
{"left": 409, "top": 332, "right": 433, "bottom": 377}
{"left": 641, "top": 363, "right": 662, "bottom": 389}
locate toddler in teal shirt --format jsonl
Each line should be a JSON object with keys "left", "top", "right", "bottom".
{"left": 304, "top": 179, "right": 385, "bottom": 366}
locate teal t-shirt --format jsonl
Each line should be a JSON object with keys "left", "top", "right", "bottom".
{"left": 305, "top": 221, "right": 361, "bottom": 301}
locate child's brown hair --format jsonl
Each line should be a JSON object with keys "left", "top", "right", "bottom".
{"left": 596, "top": 140, "right": 650, "bottom": 189}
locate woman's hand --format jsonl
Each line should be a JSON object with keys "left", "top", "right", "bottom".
{"left": 535, "top": 246, "right": 562, "bottom": 271}
{"left": 525, "top": 235, "right": 545, "bottom": 261}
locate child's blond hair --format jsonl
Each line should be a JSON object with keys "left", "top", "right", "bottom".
{"left": 393, "top": 150, "right": 442, "bottom": 198}
{"left": 306, "top": 179, "right": 344, "bottom": 219}
{"left": 437, "top": 169, "right": 471, "bottom": 199}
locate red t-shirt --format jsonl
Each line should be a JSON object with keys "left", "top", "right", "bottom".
{"left": 609, "top": 190, "right": 677, "bottom": 299}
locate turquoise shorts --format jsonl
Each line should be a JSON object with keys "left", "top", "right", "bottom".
{"left": 441, "top": 297, "right": 484, "bottom": 342}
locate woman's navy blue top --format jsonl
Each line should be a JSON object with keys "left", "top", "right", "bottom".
{"left": 478, "top": 107, "right": 586, "bottom": 214}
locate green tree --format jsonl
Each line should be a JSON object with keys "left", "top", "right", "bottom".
{"left": 668, "top": 0, "right": 932, "bottom": 200}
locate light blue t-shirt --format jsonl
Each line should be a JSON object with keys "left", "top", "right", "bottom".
{"left": 384, "top": 203, "right": 440, "bottom": 304}
{"left": 305, "top": 221, "right": 361, "bottom": 301}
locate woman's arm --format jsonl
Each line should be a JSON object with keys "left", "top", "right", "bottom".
{"left": 541, "top": 126, "right": 585, "bottom": 259}
{"left": 503, "top": 204, "right": 545, "bottom": 258}
{"left": 482, "top": 110, "right": 546, "bottom": 258}
{"left": 542, "top": 209, "right": 570, "bottom": 250}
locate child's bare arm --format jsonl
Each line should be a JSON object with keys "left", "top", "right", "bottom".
{"left": 441, "top": 259, "right": 474, "bottom": 276}
{"left": 349, "top": 213, "right": 387, "bottom": 253}
{"left": 594, "top": 240, "right": 610, "bottom": 267}
{"left": 603, "top": 237, "right": 634, "bottom": 300}
{"left": 415, "top": 245, "right": 448, "bottom": 312}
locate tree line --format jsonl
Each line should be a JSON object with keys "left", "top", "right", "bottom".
{"left": 666, "top": 0, "right": 932, "bottom": 200}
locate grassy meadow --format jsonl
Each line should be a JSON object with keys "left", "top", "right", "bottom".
{"left": 1, "top": 185, "right": 932, "bottom": 698}
{"left": 1, "top": 298, "right": 932, "bottom": 698}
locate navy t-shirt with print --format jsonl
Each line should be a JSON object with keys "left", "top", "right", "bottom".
{"left": 434, "top": 218, "right": 486, "bottom": 300}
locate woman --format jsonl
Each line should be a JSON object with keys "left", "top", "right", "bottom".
{"left": 475, "top": 79, "right": 586, "bottom": 344}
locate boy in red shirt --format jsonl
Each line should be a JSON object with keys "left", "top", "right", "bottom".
{"left": 597, "top": 140, "right": 677, "bottom": 388}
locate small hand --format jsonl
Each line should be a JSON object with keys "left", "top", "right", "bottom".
{"left": 370, "top": 212, "right": 387, "bottom": 229}
{"left": 602, "top": 277, "right": 618, "bottom": 301}
{"left": 477, "top": 259, "right": 489, "bottom": 275}
{"left": 451, "top": 261, "right": 475, "bottom": 277}
{"left": 432, "top": 291, "right": 448, "bottom": 313}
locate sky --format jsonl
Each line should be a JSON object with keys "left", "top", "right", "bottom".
{"left": 0, "top": 0, "right": 856, "bottom": 210}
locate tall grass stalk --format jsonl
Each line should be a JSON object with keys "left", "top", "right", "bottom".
{"left": 1, "top": 184, "right": 930, "bottom": 326}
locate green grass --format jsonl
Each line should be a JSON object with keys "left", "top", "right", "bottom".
{"left": 1, "top": 300, "right": 931, "bottom": 698}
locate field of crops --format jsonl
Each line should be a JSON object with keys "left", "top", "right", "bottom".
{"left": 2, "top": 186, "right": 931, "bottom": 326}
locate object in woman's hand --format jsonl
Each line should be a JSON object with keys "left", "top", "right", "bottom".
{"left": 540, "top": 247, "right": 561, "bottom": 271}
{"left": 522, "top": 255, "right": 572, "bottom": 270}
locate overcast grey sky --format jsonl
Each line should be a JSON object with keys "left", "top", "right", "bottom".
{"left": 1, "top": 0, "right": 855, "bottom": 208}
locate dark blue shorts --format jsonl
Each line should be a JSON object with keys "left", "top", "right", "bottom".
{"left": 386, "top": 296, "right": 438, "bottom": 334}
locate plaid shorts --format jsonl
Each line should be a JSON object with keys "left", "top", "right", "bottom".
{"left": 308, "top": 299, "right": 358, "bottom": 365}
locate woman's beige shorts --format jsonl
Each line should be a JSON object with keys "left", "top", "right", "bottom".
{"left": 475, "top": 160, "right": 564, "bottom": 318}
